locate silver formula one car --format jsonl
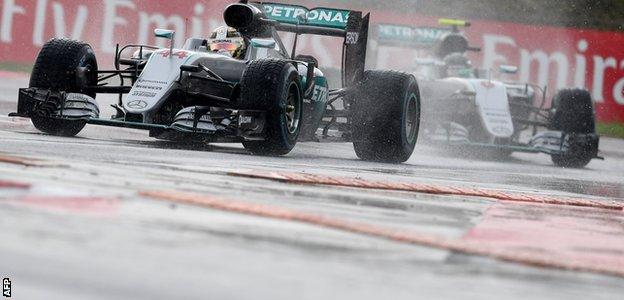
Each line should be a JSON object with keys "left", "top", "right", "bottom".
{"left": 12, "top": 1, "right": 421, "bottom": 163}
{"left": 372, "top": 19, "right": 601, "bottom": 168}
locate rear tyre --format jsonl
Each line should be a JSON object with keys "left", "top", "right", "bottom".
{"left": 549, "top": 88, "right": 597, "bottom": 168}
{"left": 29, "top": 38, "right": 98, "bottom": 137}
{"left": 351, "top": 70, "right": 420, "bottom": 163}
{"left": 240, "top": 59, "right": 302, "bottom": 156}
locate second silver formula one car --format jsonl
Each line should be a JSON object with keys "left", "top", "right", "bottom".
{"left": 372, "top": 19, "right": 601, "bottom": 168}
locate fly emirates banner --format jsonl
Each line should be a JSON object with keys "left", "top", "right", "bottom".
{"left": 1, "top": 0, "right": 623, "bottom": 123}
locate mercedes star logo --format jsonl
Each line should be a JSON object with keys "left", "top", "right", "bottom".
{"left": 127, "top": 100, "right": 148, "bottom": 109}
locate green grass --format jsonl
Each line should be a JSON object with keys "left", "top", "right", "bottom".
{"left": 597, "top": 123, "right": 624, "bottom": 139}
{"left": 0, "top": 62, "right": 32, "bottom": 73}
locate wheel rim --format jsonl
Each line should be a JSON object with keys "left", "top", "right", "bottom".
{"left": 405, "top": 93, "right": 419, "bottom": 143}
{"left": 285, "top": 82, "right": 301, "bottom": 134}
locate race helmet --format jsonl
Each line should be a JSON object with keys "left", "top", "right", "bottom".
{"left": 208, "top": 26, "right": 247, "bottom": 59}
{"left": 443, "top": 53, "right": 474, "bottom": 78}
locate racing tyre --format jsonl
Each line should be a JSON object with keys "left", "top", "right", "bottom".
{"left": 351, "top": 70, "right": 420, "bottom": 163}
{"left": 29, "top": 38, "right": 98, "bottom": 136}
{"left": 240, "top": 59, "right": 302, "bottom": 156}
{"left": 549, "top": 88, "right": 597, "bottom": 168}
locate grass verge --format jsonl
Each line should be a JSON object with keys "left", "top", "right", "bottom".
{"left": 0, "top": 62, "right": 32, "bottom": 73}
{"left": 597, "top": 123, "right": 624, "bottom": 139}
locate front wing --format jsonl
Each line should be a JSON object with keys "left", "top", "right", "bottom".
{"left": 11, "top": 88, "right": 267, "bottom": 143}
{"left": 441, "top": 131, "right": 601, "bottom": 158}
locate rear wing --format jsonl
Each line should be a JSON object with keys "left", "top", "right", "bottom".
{"left": 375, "top": 23, "right": 451, "bottom": 49}
{"left": 374, "top": 20, "right": 479, "bottom": 58}
{"left": 253, "top": 2, "right": 370, "bottom": 87}
{"left": 259, "top": 2, "right": 350, "bottom": 32}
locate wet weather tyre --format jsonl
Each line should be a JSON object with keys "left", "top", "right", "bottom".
{"left": 549, "top": 88, "right": 597, "bottom": 168}
{"left": 29, "top": 38, "right": 98, "bottom": 137}
{"left": 351, "top": 70, "right": 420, "bottom": 163}
{"left": 240, "top": 59, "right": 303, "bottom": 156}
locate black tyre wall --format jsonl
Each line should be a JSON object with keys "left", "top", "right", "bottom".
{"left": 549, "top": 88, "right": 597, "bottom": 168}
{"left": 29, "top": 38, "right": 98, "bottom": 136}
{"left": 550, "top": 88, "right": 595, "bottom": 134}
{"left": 351, "top": 70, "right": 421, "bottom": 163}
{"left": 240, "top": 59, "right": 302, "bottom": 156}
{"left": 30, "top": 38, "right": 98, "bottom": 98}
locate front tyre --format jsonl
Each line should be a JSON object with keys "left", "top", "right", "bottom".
{"left": 551, "top": 145, "right": 594, "bottom": 168}
{"left": 240, "top": 59, "right": 303, "bottom": 156}
{"left": 30, "top": 116, "right": 86, "bottom": 137}
{"left": 29, "top": 38, "right": 98, "bottom": 136}
{"left": 351, "top": 70, "right": 420, "bottom": 163}
{"left": 549, "top": 88, "right": 597, "bottom": 168}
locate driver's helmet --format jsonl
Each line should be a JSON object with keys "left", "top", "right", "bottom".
{"left": 443, "top": 53, "right": 474, "bottom": 78}
{"left": 208, "top": 26, "right": 246, "bottom": 59}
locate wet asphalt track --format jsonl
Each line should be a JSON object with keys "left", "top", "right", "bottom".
{"left": 1, "top": 75, "right": 623, "bottom": 299}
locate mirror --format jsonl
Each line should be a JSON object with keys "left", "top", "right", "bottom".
{"left": 251, "top": 39, "right": 276, "bottom": 49}
{"left": 499, "top": 65, "right": 518, "bottom": 74}
{"left": 456, "top": 89, "right": 476, "bottom": 97}
{"left": 154, "top": 29, "right": 175, "bottom": 53}
{"left": 154, "top": 29, "right": 175, "bottom": 39}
